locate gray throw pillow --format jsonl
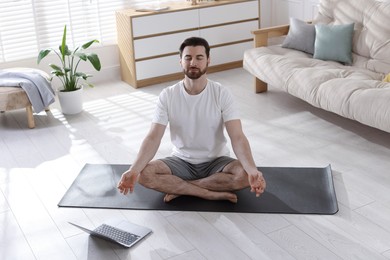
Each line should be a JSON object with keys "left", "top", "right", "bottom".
{"left": 313, "top": 23, "right": 354, "bottom": 65}
{"left": 282, "top": 17, "right": 316, "bottom": 54}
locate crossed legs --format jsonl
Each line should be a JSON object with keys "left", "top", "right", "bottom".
{"left": 137, "top": 159, "right": 249, "bottom": 203}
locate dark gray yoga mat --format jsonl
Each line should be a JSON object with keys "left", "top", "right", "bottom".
{"left": 58, "top": 164, "right": 338, "bottom": 214}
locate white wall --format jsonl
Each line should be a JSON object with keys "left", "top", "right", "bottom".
{"left": 261, "top": 0, "right": 320, "bottom": 27}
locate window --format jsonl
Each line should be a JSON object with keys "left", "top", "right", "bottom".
{"left": 0, "top": 0, "right": 174, "bottom": 63}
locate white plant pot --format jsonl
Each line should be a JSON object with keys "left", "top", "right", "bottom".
{"left": 57, "top": 87, "right": 83, "bottom": 115}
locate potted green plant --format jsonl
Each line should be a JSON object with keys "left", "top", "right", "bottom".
{"left": 37, "top": 25, "right": 101, "bottom": 114}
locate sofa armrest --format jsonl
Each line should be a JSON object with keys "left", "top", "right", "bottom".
{"left": 248, "top": 24, "right": 289, "bottom": 93}
{"left": 251, "top": 24, "right": 290, "bottom": 48}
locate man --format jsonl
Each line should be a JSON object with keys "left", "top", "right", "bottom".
{"left": 117, "top": 37, "right": 266, "bottom": 203}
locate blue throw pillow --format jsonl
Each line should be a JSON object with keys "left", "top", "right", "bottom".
{"left": 313, "top": 23, "right": 354, "bottom": 65}
{"left": 282, "top": 18, "right": 316, "bottom": 54}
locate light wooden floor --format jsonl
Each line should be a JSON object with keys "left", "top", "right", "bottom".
{"left": 1, "top": 68, "right": 390, "bottom": 260}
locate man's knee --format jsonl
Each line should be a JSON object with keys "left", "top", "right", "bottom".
{"left": 137, "top": 164, "right": 155, "bottom": 188}
{"left": 224, "top": 160, "right": 245, "bottom": 175}
{"left": 223, "top": 160, "right": 249, "bottom": 188}
{"left": 138, "top": 160, "right": 171, "bottom": 189}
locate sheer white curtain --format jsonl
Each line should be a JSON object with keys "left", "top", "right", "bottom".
{"left": 0, "top": 0, "right": 173, "bottom": 63}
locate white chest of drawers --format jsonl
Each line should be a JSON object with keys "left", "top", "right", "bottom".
{"left": 116, "top": 0, "right": 259, "bottom": 88}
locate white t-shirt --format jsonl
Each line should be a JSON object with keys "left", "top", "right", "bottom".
{"left": 152, "top": 79, "right": 240, "bottom": 164}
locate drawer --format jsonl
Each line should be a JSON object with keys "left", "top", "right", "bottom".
{"left": 136, "top": 55, "right": 182, "bottom": 80}
{"left": 199, "top": 1, "right": 259, "bottom": 26}
{"left": 132, "top": 10, "right": 199, "bottom": 37}
{"left": 210, "top": 41, "right": 253, "bottom": 65}
{"left": 134, "top": 31, "right": 200, "bottom": 59}
{"left": 200, "top": 20, "right": 258, "bottom": 46}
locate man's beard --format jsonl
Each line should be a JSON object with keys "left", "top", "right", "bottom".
{"left": 184, "top": 65, "right": 208, "bottom": 79}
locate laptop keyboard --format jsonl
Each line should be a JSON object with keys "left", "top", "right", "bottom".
{"left": 94, "top": 224, "right": 140, "bottom": 245}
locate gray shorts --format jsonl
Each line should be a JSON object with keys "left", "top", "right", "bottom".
{"left": 159, "top": 156, "right": 236, "bottom": 181}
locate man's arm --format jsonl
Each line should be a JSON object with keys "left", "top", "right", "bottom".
{"left": 117, "top": 122, "right": 166, "bottom": 195}
{"left": 225, "top": 119, "right": 266, "bottom": 196}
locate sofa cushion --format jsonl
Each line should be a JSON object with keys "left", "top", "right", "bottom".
{"left": 384, "top": 73, "right": 390, "bottom": 82}
{"left": 282, "top": 18, "right": 316, "bottom": 54}
{"left": 313, "top": 0, "right": 390, "bottom": 74}
{"left": 313, "top": 23, "right": 354, "bottom": 65}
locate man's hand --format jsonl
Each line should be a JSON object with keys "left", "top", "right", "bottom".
{"left": 117, "top": 170, "right": 139, "bottom": 195}
{"left": 248, "top": 170, "right": 266, "bottom": 197}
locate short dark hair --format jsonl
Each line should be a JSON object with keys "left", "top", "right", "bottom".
{"left": 179, "top": 37, "right": 210, "bottom": 58}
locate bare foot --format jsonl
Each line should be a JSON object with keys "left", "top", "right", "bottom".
{"left": 217, "top": 192, "right": 238, "bottom": 203}
{"left": 164, "top": 194, "right": 180, "bottom": 203}
{"left": 163, "top": 192, "right": 238, "bottom": 203}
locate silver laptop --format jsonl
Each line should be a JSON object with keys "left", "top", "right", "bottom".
{"left": 69, "top": 219, "right": 152, "bottom": 248}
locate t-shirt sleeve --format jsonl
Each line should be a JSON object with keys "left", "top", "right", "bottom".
{"left": 220, "top": 86, "right": 240, "bottom": 122}
{"left": 152, "top": 89, "right": 169, "bottom": 125}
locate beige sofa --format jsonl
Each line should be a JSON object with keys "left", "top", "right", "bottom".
{"left": 243, "top": 0, "right": 390, "bottom": 133}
